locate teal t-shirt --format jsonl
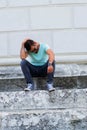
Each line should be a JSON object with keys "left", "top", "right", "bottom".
{"left": 26, "top": 43, "right": 50, "bottom": 66}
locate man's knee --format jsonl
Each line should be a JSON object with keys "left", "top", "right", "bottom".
{"left": 20, "top": 59, "right": 27, "bottom": 67}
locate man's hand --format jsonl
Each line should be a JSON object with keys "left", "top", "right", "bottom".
{"left": 47, "top": 65, "right": 54, "bottom": 73}
{"left": 22, "top": 38, "right": 29, "bottom": 46}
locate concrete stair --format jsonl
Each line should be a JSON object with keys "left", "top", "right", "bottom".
{"left": 0, "top": 64, "right": 87, "bottom": 91}
{"left": 0, "top": 64, "right": 87, "bottom": 130}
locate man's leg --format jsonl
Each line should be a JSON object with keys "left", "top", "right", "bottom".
{"left": 20, "top": 59, "right": 37, "bottom": 90}
{"left": 37, "top": 61, "right": 55, "bottom": 91}
{"left": 46, "top": 61, "right": 55, "bottom": 91}
{"left": 47, "top": 61, "right": 55, "bottom": 84}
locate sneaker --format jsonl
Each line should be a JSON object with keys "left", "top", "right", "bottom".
{"left": 47, "top": 83, "right": 55, "bottom": 92}
{"left": 24, "top": 83, "right": 33, "bottom": 91}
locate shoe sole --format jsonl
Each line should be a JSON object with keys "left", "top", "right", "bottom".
{"left": 24, "top": 88, "right": 31, "bottom": 91}
{"left": 49, "top": 88, "right": 55, "bottom": 92}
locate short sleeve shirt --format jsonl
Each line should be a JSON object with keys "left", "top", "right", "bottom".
{"left": 26, "top": 43, "right": 50, "bottom": 66}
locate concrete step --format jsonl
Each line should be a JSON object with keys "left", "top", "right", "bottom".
{"left": 0, "top": 89, "right": 87, "bottom": 111}
{"left": 0, "top": 64, "right": 87, "bottom": 91}
{"left": 0, "top": 109, "right": 87, "bottom": 130}
{"left": 0, "top": 64, "right": 87, "bottom": 130}
{"left": 0, "top": 88, "right": 87, "bottom": 130}
{"left": 0, "top": 64, "right": 87, "bottom": 78}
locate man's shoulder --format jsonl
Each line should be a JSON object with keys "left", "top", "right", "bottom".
{"left": 40, "top": 43, "right": 49, "bottom": 46}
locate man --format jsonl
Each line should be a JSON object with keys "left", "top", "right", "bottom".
{"left": 20, "top": 38, "right": 55, "bottom": 92}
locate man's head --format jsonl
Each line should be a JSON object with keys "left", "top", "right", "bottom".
{"left": 24, "top": 39, "right": 34, "bottom": 51}
{"left": 24, "top": 39, "right": 39, "bottom": 53}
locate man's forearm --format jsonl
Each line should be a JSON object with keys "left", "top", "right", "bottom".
{"left": 20, "top": 38, "right": 29, "bottom": 59}
{"left": 20, "top": 45, "right": 27, "bottom": 59}
{"left": 49, "top": 53, "right": 55, "bottom": 63}
{"left": 47, "top": 49, "right": 55, "bottom": 64}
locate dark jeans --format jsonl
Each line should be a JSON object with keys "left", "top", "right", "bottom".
{"left": 20, "top": 59, "right": 55, "bottom": 84}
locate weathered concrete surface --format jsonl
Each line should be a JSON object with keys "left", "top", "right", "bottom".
{"left": 0, "top": 78, "right": 25, "bottom": 91}
{"left": 0, "top": 109, "right": 87, "bottom": 130}
{"left": 55, "top": 64, "right": 87, "bottom": 77}
{"left": 0, "top": 89, "right": 87, "bottom": 130}
{"left": 0, "top": 76, "right": 87, "bottom": 91}
{"left": 0, "top": 64, "right": 87, "bottom": 130}
{"left": 0, "top": 64, "right": 87, "bottom": 91}
{"left": 0, "top": 64, "right": 87, "bottom": 79}
{"left": 0, "top": 89, "right": 87, "bottom": 110}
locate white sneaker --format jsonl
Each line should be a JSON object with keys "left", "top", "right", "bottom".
{"left": 24, "top": 83, "right": 33, "bottom": 91}
{"left": 47, "top": 83, "right": 55, "bottom": 92}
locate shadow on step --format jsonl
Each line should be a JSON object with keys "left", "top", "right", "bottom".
{"left": 0, "top": 75, "right": 87, "bottom": 92}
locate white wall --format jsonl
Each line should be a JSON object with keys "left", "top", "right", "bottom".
{"left": 0, "top": 0, "right": 87, "bottom": 65}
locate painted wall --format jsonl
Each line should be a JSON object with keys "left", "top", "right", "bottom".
{"left": 0, "top": 0, "right": 87, "bottom": 65}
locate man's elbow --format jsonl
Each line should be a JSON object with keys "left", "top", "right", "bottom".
{"left": 20, "top": 55, "right": 26, "bottom": 60}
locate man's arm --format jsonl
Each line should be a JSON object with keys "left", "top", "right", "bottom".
{"left": 20, "top": 39, "right": 28, "bottom": 59}
{"left": 46, "top": 49, "right": 55, "bottom": 64}
{"left": 46, "top": 49, "right": 55, "bottom": 73}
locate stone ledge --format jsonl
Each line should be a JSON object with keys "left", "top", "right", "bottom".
{"left": 0, "top": 64, "right": 87, "bottom": 91}
{"left": 0, "top": 54, "right": 87, "bottom": 65}
{"left": 0, "top": 89, "right": 87, "bottom": 111}
{"left": 0, "top": 75, "right": 87, "bottom": 91}
{"left": 0, "top": 64, "right": 87, "bottom": 79}
{"left": 0, "top": 109, "right": 87, "bottom": 130}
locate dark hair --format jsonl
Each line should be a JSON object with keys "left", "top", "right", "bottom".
{"left": 24, "top": 39, "right": 34, "bottom": 51}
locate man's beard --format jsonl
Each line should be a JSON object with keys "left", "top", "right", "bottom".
{"left": 34, "top": 48, "right": 39, "bottom": 53}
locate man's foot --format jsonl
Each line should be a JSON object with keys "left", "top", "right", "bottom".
{"left": 47, "top": 83, "right": 55, "bottom": 92}
{"left": 24, "top": 83, "right": 33, "bottom": 91}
